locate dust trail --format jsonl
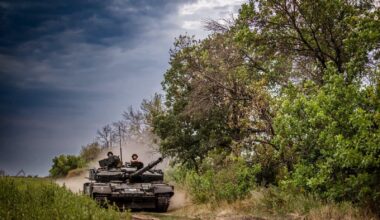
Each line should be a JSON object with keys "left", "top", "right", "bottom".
{"left": 55, "top": 171, "right": 87, "bottom": 193}
{"left": 168, "top": 189, "right": 191, "bottom": 211}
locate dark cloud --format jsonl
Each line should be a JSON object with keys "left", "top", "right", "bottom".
{"left": 0, "top": 0, "right": 187, "bottom": 51}
{"left": 0, "top": 0, "right": 190, "bottom": 176}
{"left": 0, "top": 0, "right": 243, "bottom": 176}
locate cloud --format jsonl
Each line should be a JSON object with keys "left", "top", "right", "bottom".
{"left": 0, "top": 0, "right": 246, "bottom": 176}
{"left": 177, "top": 0, "right": 245, "bottom": 34}
{"left": 179, "top": 0, "right": 244, "bottom": 15}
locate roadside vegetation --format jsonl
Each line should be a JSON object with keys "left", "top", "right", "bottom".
{"left": 0, "top": 177, "right": 130, "bottom": 220}
{"left": 49, "top": 142, "right": 101, "bottom": 177}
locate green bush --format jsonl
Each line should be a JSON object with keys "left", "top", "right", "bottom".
{"left": 274, "top": 69, "right": 380, "bottom": 208}
{"left": 0, "top": 177, "right": 130, "bottom": 220}
{"left": 49, "top": 155, "right": 85, "bottom": 177}
{"left": 169, "top": 157, "right": 260, "bottom": 203}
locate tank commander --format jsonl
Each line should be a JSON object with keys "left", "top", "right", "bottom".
{"left": 105, "top": 151, "right": 122, "bottom": 169}
{"left": 107, "top": 151, "right": 114, "bottom": 158}
{"left": 130, "top": 153, "right": 144, "bottom": 169}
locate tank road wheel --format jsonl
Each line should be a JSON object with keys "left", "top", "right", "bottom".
{"left": 155, "top": 194, "right": 170, "bottom": 212}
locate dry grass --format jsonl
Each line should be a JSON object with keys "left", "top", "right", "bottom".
{"left": 306, "top": 204, "right": 378, "bottom": 220}
{"left": 168, "top": 187, "right": 379, "bottom": 220}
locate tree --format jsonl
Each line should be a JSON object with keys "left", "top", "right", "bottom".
{"left": 49, "top": 155, "right": 85, "bottom": 177}
{"left": 151, "top": 0, "right": 380, "bottom": 200}
{"left": 80, "top": 142, "right": 102, "bottom": 162}
{"left": 274, "top": 66, "right": 380, "bottom": 207}
{"left": 122, "top": 106, "right": 146, "bottom": 141}
{"left": 96, "top": 124, "right": 115, "bottom": 149}
{"left": 236, "top": 0, "right": 379, "bottom": 85}
{"left": 150, "top": 32, "right": 278, "bottom": 174}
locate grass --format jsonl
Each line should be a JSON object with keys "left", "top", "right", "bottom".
{"left": 0, "top": 177, "right": 131, "bottom": 220}
{"left": 169, "top": 186, "right": 379, "bottom": 220}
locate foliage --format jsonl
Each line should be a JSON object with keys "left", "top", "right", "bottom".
{"left": 236, "top": 0, "right": 379, "bottom": 84}
{"left": 0, "top": 177, "right": 130, "bottom": 220}
{"left": 274, "top": 68, "right": 380, "bottom": 207}
{"left": 49, "top": 155, "right": 85, "bottom": 177}
{"left": 80, "top": 142, "right": 102, "bottom": 162}
{"left": 152, "top": 33, "right": 276, "bottom": 171}
{"left": 168, "top": 156, "right": 260, "bottom": 203}
{"left": 153, "top": 0, "right": 380, "bottom": 211}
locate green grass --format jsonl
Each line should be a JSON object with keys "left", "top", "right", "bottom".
{"left": 0, "top": 177, "right": 131, "bottom": 220}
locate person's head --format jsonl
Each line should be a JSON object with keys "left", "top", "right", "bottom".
{"left": 131, "top": 153, "right": 138, "bottom": 160}
{"left": 107, "top": 151, "right": 113, "bottom": 157}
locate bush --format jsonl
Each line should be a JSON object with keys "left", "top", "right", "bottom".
{"left": 169, "top": 157, "right": 260, "bottom": 203}
{"left": 49, "top": 155, "right": 85, "bottom": 177}
{"left": 274, "top": 70, "right": 380, "bottom": 208}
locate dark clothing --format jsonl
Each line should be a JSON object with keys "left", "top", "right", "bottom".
{"left": 98, "top": 155, "right": 122, "bottom": 169}
{"left": 108, "top": 156, "right": 122, "bottom": 168}
{"left": 130, "top": 160, "right": 144, "bottom": 169}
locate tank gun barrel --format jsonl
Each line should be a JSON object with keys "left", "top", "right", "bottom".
{"left": 131, "top": 157, "right": 163, "bottom": 177}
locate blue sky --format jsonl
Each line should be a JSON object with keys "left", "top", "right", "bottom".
{"left": 0, "top": 0, "right": 245, "bottom": 176}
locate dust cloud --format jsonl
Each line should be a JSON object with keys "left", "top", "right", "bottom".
{"left": 168, "top": 189, "right": 191, "bottom": 211}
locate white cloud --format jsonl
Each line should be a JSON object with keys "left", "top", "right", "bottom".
{"left": 182, "top": 20, "right": 202, "bottom": 30}
{"left": 176, "top": 0, "right": 245, "bottom": 35}
{"left": 179, "top": 0, "right": 245, "bottom": 15}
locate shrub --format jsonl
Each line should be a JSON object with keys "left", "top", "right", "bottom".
{"left": 274, "top": 70, "right": 380, "bottom": 208}
{"left": 49, "top": 155, "right": 85, "bottom": 177}
{"left": 169, "top": 157, "right": 260, "bottom": 203}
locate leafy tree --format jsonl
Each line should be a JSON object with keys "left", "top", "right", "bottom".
{"left": 80, "top": 142, "right": 102, "bottom": 162}
{"left": 274, "top": 66, "right": 380, "bottom": 207}
{"left": 151, "top": 32, "right": 278, "bottom": 173}
{"left": 236, "top": 0, "right": 379, "bottom": 85}
{"left": 49, "top": 155, "right": 85, "bottom": 177}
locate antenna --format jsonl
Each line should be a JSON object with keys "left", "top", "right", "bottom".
{"left": 119, "top": 125, "right": 123, "bottom": 162}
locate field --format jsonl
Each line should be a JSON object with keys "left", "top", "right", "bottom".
{"left": 0, "top": 177, "right": 131, "bottom": 220}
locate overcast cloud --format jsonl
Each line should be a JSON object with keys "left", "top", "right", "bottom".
{"left": 0, "top": 0, "right": 245, "bottom": 176}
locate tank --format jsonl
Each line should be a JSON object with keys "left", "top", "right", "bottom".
{"left": 83, "top": 156, "right": 174, "bottom": 212}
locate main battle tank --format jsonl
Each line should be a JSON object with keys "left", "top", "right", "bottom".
{"left": 83, "top": 156, "right": 174, "bottom": 212}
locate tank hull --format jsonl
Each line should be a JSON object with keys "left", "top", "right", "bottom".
{"left": 84, "top": 182, "right": 174, "bottom": 211}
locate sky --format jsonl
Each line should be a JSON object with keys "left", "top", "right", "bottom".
{"left": 0, "top": 0, "right": 245, "bottom": 176}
